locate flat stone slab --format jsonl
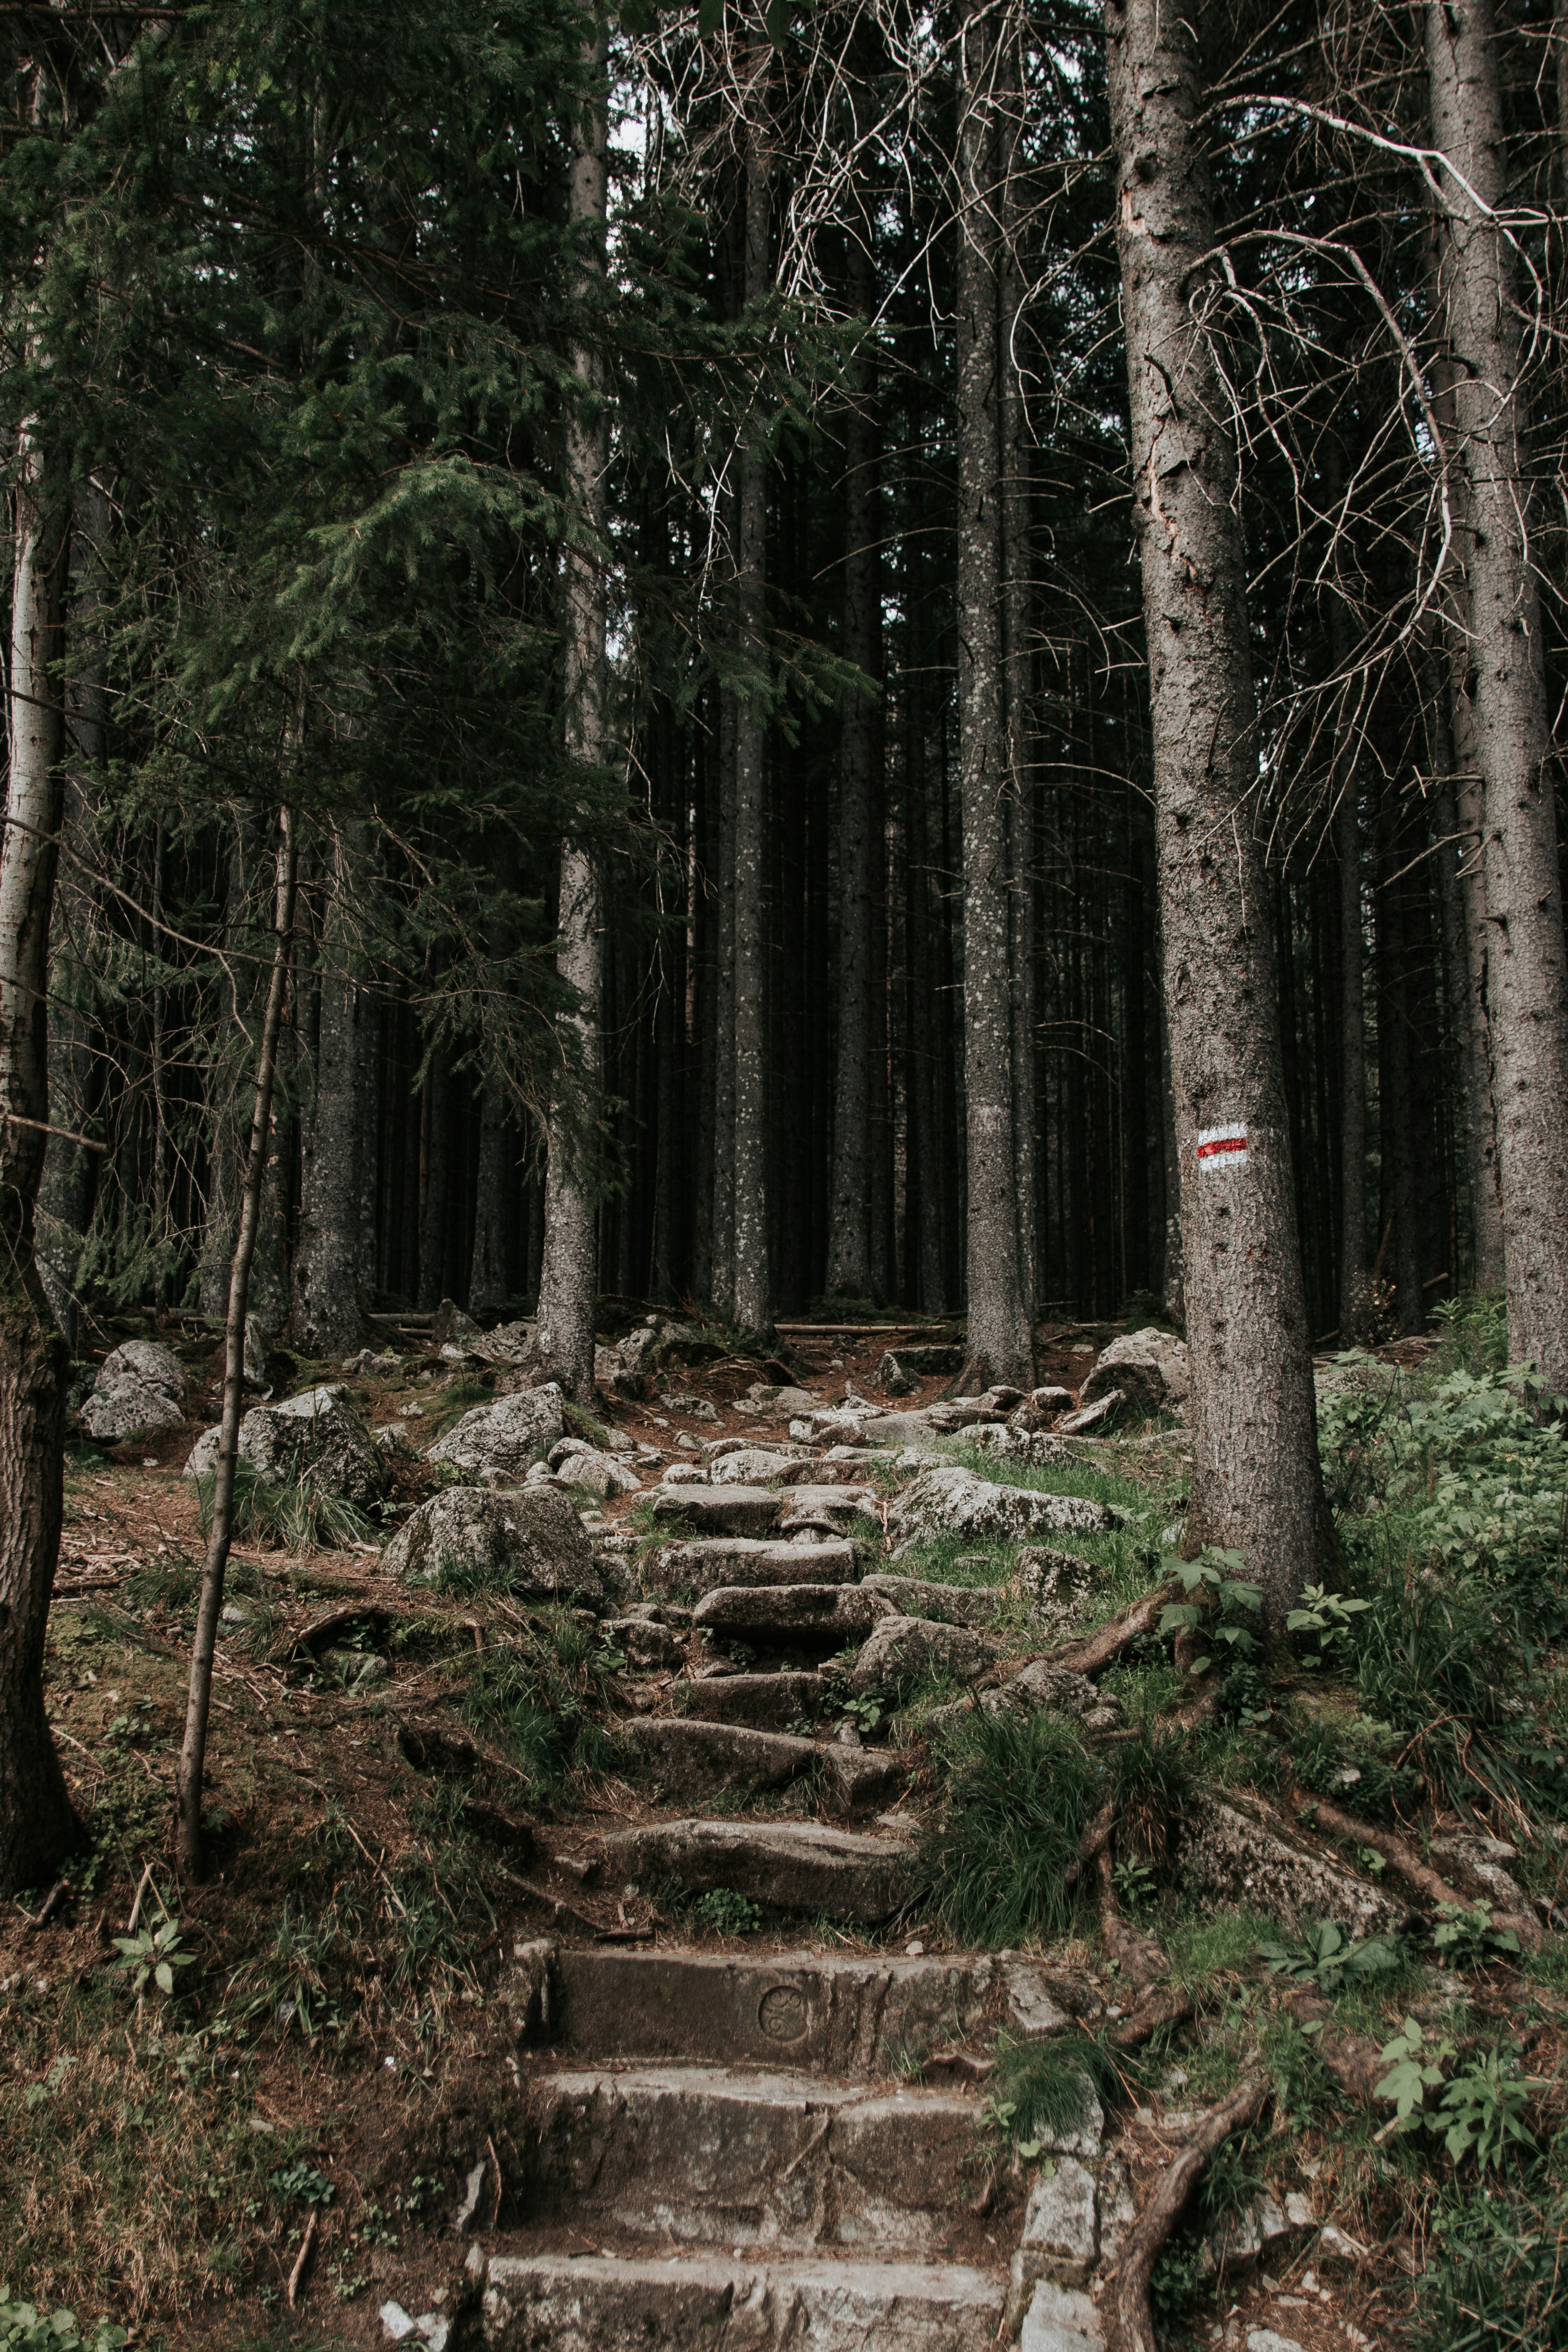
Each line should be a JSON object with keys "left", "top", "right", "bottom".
{"left": 888, "top": 1467, "right": 1118, "bottom": 1547}
{"left": 650, "top": 1537, "right": 857, "bottom": 1598}
{"left": 678, "top": 1672, "right": 829, "bottom": 1731}
{"left": 692, "top": 1583, "right": 893, "bottom": 1646}
{"left": 776, "top": 1483, "right": 880, "bottom": 1533}
{"left": 1019, "top": 2279, "right": 1104, "bottom": 2352}
{"left": 621, "top": 1717, "right": 820, "bottom": 1796}
{"left": 542, "top": 1946, "right": 1077, "bottom": 2073}
{"left": 860, "top": 1575, "right": 1009, "bottom": 1627}
{"left": 526, "top": 2065, "right": 978, "bottom": 2254}
{"left": 602, "top": 1818, "right": 919, "bottom": 1923}
{"left": 483, "top": 2253, "right": 1005, "bottom": 2352}
{"left": 653, "top": 1486, "right": 783, "bottom": 1538}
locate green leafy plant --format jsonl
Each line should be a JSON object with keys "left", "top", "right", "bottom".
{"left": 1375, "top": 2014, "right": 1456, "bottom": 2130}
{"left": 1112, "top": 1859, "right": 1156, "bottom": 1914}
{"left": 691, "top": 1888, "right": 762, "bottom": 1936}
{"left": 269, "top": 2159, "right": 335, "bottom": 2208}
{"left": 0, "top": 2308, "right": 127, "bottom": 2352}
{"left": 1285, "top": 1583, "right": 1372, "bottom": 1669}
{"left": 112, "top": 1908, "right": 195, "bottom": 2001}
{"left": 1432, "top": 1903, "right": 1523, "bottom": 1970}
{"left": 1437, "top": 2044, "right": 1545, "bottom": 2172}
{"left": 1158, "top": 1549, "right": 1263, "bottom": 1675}
{"left": 1259, "top": 1919, "right": 1401, "bottom": 1993}
{"left": 836, "top": 1692, "right": 884, "bottom": 1736}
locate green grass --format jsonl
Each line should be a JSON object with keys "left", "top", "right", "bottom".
{"left": 456, "top": 1608, "right": 616, "bottom": 1793}
{"left": 1166, "top": 1910, "right": 1280, "bottom": 1988}
{"left": 924, "top": 1708, "right": 1099, "bottom": 1946}
{"left": 194, "top": 1458, "right": 373, "bottom": 1554}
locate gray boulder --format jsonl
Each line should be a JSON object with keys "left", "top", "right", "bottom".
{"left": 859, "top": 1575, "right": 1009, "bottom": 1628}
{"left": 427, "top": 1386, "right": 564, "bottom": 1479}
{"left": 1177, "top": 1788, "right": 1404, "bottom": 1936}
{"left": 709, "top": 1446, "right": 806, "bottom": 1484}
{"left": 1056, "top": 1393, "right": 1123, "bottom": 1437}
{"left": 1080, "top": 1328, "right": 1189, "bottom": 1418}
{"left": 846, "top": 1612, "right": 995, "bottom": 1694}
{"left": 182, "top": 1383, "right": 387, "bottom": 1504}
{"left": 382, "top": 1482, "right": 601, "bottom": 1604}
{"left": 551, "top": 1443, "right": 640, "bottom": 1499}
{"left": 972, "top": 1424, "right": 1074, "bottom": 1469}
{"left": 82, "top": 1339, "right": 186, "bottom": 1441}
{"left": 887, "top": 1467, "right": 1117, "bottom": 1546}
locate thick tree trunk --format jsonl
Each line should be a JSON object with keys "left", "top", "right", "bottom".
{"left": 825, "top": 248, "right": 878, "bottom": 1300}
{"left": 534, "top": 31, "right": 608, "bottom": 1400}
{"left": 956, "top": 0, "right": 1033, "bottom": 1391}
{"left": 729, "top": 47, "right": 772, "bottom": 1338}
{"left": 292, "top": 820, "right": 372, "bottom": 1358}
{"left": 0, "top": 431, "right": 80, "bottom": 1892}
{"left": 1106, "top": 0, "right": 1329, "bottom": 1625}
{"left": 177, "top": 807, "right": 299, "bottom": 1877}
{"left": 1428, "top": 0, "right": 1568, "bottom": 1384}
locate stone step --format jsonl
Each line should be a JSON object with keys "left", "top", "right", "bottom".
{"left": 861, "top": 1573, "right": 1011, "bottom": 1628}
{"left": 523, "top": 2063, "right": 979, "bottom": 2255}
{"left": 648, "top": 1536, "right": 857, "bottom": 1597}
{"left": 621, "top": 1717, "right": 902, "bottom": 1810}
{"left": 677, "top": 1670, "right": 829, "bottom": 1730}
{"left": 602, "top": 1817, "right": 919, "bottom": 1923}
{"left": 542, "top": 1945, "right": 1071, "bottom": 2073}
{"left": 653, "top": 1486, "right": 784, "bottom": 1537}
{"left": 775, "top": 1483, "right": 880, "bottom": 1534}
{"left": 482, "top": 2251, "right": 1006, "bottom": 2352}
{"left": 691, "top": 1582, "right": 891, "bottom": 1647}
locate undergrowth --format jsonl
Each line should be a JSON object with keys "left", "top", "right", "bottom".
{"left": 925, "top": 1709, "right": 1098, "bottom": 1945}
{"left": 193, "top": 1458, "right": 373, "bottom": 1554}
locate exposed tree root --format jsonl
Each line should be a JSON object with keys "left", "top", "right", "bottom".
{"left": 1103, "top": 2076, "right": 1268, "bottom": 2352}
{"left": 1107, "top": 1981, "right": 1193, "bottom": 2052}
{"left": 1285, "top": 1784, "right": 1542, "bottom": 1952}
{"left": 1056, "top": 1582, "right": 1178, "bottom": 1680}
{"left": 1279, "top": 1988, "right": 1387, "bottom": 2104}
{"left": 1096, "top": 1844, "right": 1169, "bottom": 1991}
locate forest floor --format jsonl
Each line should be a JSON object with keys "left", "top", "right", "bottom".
{"left": 3, "top": 1304, "right": 1566, "bottom": 2351}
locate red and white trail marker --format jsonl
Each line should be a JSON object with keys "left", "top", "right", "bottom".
{"left": 1196, "top": 1122, "right": 1249, "bottom": 1173}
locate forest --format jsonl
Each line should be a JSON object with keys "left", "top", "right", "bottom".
{"left": 1, "top": 1, "right": 1567, "bottom": 2348}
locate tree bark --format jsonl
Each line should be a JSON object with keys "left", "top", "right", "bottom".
{"left": 0, "top": 427, "right": 80, "bottom": 1893}
{"left": 177, "top": 805, "right": 299, "bottom": 1877}
{"left": 824, "top": 246, "right": 878, "bottom": 1299}
{"left": 534, "top": 28, "right": 609, "bottom": 1400}
{"left": 729, "top": 37, "right": 772, "bottom": 1339}
{"left": 1106, "top": 0, "right": 1330, "bottom": 1625}
{"left": 956, "top": 0, "right": 1033, "bottom": 1391}
{"left": 292, "top": 820, "right": 372, "bottom": 1358}
{"left": 1427, "top": 0, "right": 1568, "bottom": 1384}
{"left": 469, "top": 1079, "right": 512, "bottom": 1311}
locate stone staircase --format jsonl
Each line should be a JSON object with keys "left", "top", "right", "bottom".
{"left": 473, "top": 1946, "right": 1109, "bottom": 2351}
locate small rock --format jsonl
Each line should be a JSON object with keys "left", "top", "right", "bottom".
{"left": 662, "top": 1461, "right": 708, "bottom": 1483}
{"left": 552, "top": 1445, "right": 640, "bottom": 1499}
{"left": 1019, "top": 2279, "right": 1103, "bottom": 2351}
{"left": 1245, "top": 2334, "right": 1306, "bottom": 2352}
{"left": 846, "top": 1612, "right": 995, "bottom": 1695}
{"left": 1016, "top": 2155, "right": 1099, "bottom": 2286}
{"left": 426, "top": 1386, "right": 564, "bottom": 1480}
{"left": 1080, "top": 1327, "right": 1189, "bottom": 1416}
{"left": 662, "top": 1393, "right": 720, "bottom": 1422}
{"left": 677, "top": 1432, "right": 700, "bottom": 1453}
{"left": 604, "top": 1617, "right": 685, "bottom": 1669}
{"left": 82, "top": 1339, "right": 187, "bottom": 1441}
{"left": 905, "top": 1939, "right": 924, "bottom": 1956}
{"left": 380, "top": 2305, "right": 418, "bottom": 2344}
{"left": 382, "top": 1484, "right": 602, "bottom": 1606}
{"left": 1056, "top": 1391, "right": 1123, "bottom": 1436}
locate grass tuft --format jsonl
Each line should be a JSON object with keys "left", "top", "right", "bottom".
{"left": 924, "top": 1707, "right": 1098, "bottom": 1947}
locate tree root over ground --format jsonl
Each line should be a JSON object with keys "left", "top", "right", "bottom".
{"left": 1103, "top": 2076, "right": 1268, "bottom": 2352}
{"left": 1284, "top": 1784, "right": 1542, "bottom": 1951}
{"left": 1056, "top": 1583, "right": 1178, "bottom": 1679}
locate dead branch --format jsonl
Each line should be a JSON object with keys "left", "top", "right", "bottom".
{"left": 1286, "top": 1785, "right": 1542, "bottom": 1952}
{"left": 1104, "top": 2076, "right": 1268, "bottom": 2352}
{"left": 285, "top": 2205, "right": 318, "bottom": 2308}
{"left": 1064, "top": 1797, "right": 1115, "bottom": 1888}
{"left": 1056, "top": 1582, "right": 1178, "bottom": 1681}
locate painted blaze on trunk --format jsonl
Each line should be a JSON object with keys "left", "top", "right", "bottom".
{"left": 1104, "top": 0, "right": 1330, "bottom": 1626}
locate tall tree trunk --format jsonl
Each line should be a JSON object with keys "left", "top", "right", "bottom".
{"left": 469, "top": 1080, "right": 511, "bottom": 1311}
{"left": 999, "top": 52, "right": 1038, "bottom": 1334}
{"left": 1335, "top": 785, "right": 1370, "bottom": 1341}
{"left": 1106, "top": 0, "right": 1329, "bottom": 1624}
{"left": 956, "top": 0, "right": 1033, "bottom": 1390}
{"left": 534, "top": 28, "right": 609, "bottom": 1400}
{"left": 729, "top": 40, "right": 772, "bottom": 1337}
{"left": 292, "top": 820, "right": 372, "bottom": 1357}
{"left": 824, "top": 246, "right": 878, "bottom": 1300}
{"left": 0, "top": 429, "right": 79, "bottom": 1892}
{"left": 177, "top": 807, "right": 299, "bottom": 1877}
{"left": 1427, "top": 0, "right": 1568, "bottom": 1385}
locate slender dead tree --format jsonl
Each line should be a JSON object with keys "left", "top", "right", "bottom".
{"left": 0, "top": 423, "right": 80, "bottom": 1892}
{"left": 729, "top": 26, "right": 773, "bottom": 1338}
{"left": 1105, "top": 0, "right": 1330, "bottom": 1625}
{"left": 534, "top": 24, "right": 609, "bottom": 1400}
{"left": 956, "top": 0, "right": 1034, "bottom": 1391}
{"left": 1426, "top": 0, "right": 1568, "bottom": 1388}
{"left": 176, "top": 804, "right": 299, "bottom": 1876}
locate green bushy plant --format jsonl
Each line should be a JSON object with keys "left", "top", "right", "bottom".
{"left": 925, "top": 1709, "right": 1098, "bottom": 1947}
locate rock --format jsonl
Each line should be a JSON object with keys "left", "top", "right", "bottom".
{"left": 662, "top": 1462, "right": 708, "bottom": 1484}
{"left": 1014, "top": 2156, "right": 1099, "bottom": 2287}
{"left": 602, "top": 1817, "right": 919, "bottom": 1922}
{"left": 1177, "top": 1789, "right": 1405, "bottom": 1937}
{"left": 885, "top": 1344, "right": 963, "bottom": 1381}
{"left": 652, "top": 1486, "right": 783, "bottom": 1538}
{"left": 382, "top": 1483, "right": 602, "bottom": 1605}
{"left": 321, "top": 1646, "right": 390, "bottom": 1688}
{"left": 1018, "top": 2280, "right": 1103, "bottom": 2352}
{"left": 859, "top": 1576, "right": 1009, "bottom": 1628}
{"left": 605, "top": 1618, "right": 686, "bottom": 1669}
{"left": 470, "top": 1318, "right": 536, "bottom": 1367}
{"left": 1001, "top": 1961, "right": 1074, "bottom": 2041}
{"left": 1055, "top": 1393, "right": 1122, "bottom": 1436}
{"left": 887, "top": 1468, "right": 1117, "bottom": 1546}
{"left": 1080, "top": 1327, "right": 1189, "bottom": 1418}
{"left": 776, "top": 1483, "right": 880, "bottom": 1534}
{"left": 662, "top": 1393, "right": 720, "bottom": 1423}
{"left": 1095, "top": 2158, "right": 1136, "bottom": 2269}
{"left": 921, "top": 1400, "right": 1007, "bottom": 1436}
{"left": 971, "top": 1424, "right": 1074, "bottom": 1468}
{"left": 1429, "top": 1832, "right": 1530, "bottom": 1913}
{"left": 1245, "top": 2335, "right": 1307, "bottom": 2352}
{"left": 622, "top": 1718, "right": 818, "bottom": 1796}
{"left": 846, "top": 1614, "right": 995, "bottom": 1695}
{"left": 679, "top": 1671, "right": 829, "bottom": 1731}
{"left": 82, "top": 1339, "right": 186, "bottom": 1441}
{"left": 736, "top": 1384, "right": 821, "bottom": 1417}
{"left": 649, "top": 1537, "right": 858, "bottom": 1597}
{"left": 553, "top": 1445, "right": 641, "bottom": 1498}
{"left": 710, "top": 1446, "right": 807, "bottom": 1485}
{"left": 1014, "top": 1548, "right": 1094, "bottom": 1635}
{"left": 434, "top": 1298, "right": 480, "bottom": 1342}
{"left": 993, "top": 1659, "right": 1118, "bottom": 1726}
{"left": 874, "top": 1352, "right": 920, "bottom": 1396}
{"left": 1031, "top": 1387, "right": 1075, "bottom": 1416}
{"left": 182, "top": 1383, "right": 388, "bottom": 1504}
{"left": 692, "top": 1583, "right": 895, "bottom": 1647}
{"left": 426, "top": 1386, "right": 565, "bottom": 1479}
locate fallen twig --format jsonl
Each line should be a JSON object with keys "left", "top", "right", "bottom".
{"left": 285, "top": 2206, "right": 318, "bottom": 2308}
{"left": 1104, "top": 2076, "right": 1268, "bottom": 2352}
{"left": 126, "top": 1860, "right": 156, "bottom": 1934}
